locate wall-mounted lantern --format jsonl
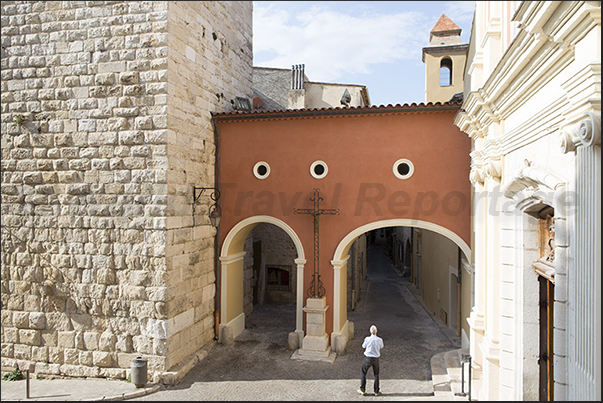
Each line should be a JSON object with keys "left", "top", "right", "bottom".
{"left": 193, "top": 186, "right": 221, "bottom": 228}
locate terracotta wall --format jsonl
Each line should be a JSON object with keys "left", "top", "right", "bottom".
{"left": 216, "top": 106, "right": 470, "bottom": 335}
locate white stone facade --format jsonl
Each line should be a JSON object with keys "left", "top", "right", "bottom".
{"left": 455, "top": 1, "right": 600, "bottom": 400}
{"left": 1, "top": 0, "right": 252, "bottom": 384}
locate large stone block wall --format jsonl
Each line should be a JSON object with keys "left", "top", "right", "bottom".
{"left": 162, "top": 0, "right": 252, "bottom": 372}
{"left": 0, "top": 0, "right": 252, "bottom": 383}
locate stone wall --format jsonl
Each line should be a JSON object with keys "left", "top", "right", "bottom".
{"left": 163, "top": 0, "right": 252, "bottom": 374}
{"left": 242, "top": 234, "right": 254, "bottom": 315}
{"left": 347, "top": 234, "right": 366, "bottom": 311}
{"left": 1, "top": 0, "right": 252, "bottom": 384}
{"left": 248, "top": 223, "right": 297, "bottom": 305}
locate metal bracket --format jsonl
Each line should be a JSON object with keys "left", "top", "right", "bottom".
{"left": 194, "top": 187, "right": 220, "bottom": 204}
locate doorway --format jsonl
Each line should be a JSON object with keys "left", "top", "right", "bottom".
{"left": 538, "top": 276, "right": 554, "bottom": 401}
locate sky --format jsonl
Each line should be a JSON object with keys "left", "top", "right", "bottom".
{"left": 252, "top": 1, "right": 476, "bottom": 107}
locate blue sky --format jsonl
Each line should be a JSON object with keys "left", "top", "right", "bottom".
{"left": 253, "top": 1, "right": 476, "bottom": 106}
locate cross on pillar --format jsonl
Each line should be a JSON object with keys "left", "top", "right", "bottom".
{"left": 294, "top": 188, "right": 340, "bottom": 298}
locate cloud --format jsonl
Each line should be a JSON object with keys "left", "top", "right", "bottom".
{"left": 253, "top": 2, "right": 431, "bottom": 82}
{"left": 443, "top": 1, "right": 476, "bottom": 26}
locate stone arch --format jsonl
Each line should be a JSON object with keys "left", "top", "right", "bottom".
{"left": 329, "top": 219, "right": 471, "bottom": 351}
{"left": 219, "top": 215, "right": 306, "bottom": 344}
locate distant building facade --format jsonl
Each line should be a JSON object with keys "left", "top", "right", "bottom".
{"left": 455, "top": 1, "right": 601, "bottom": 400}
{"left": 422, "top": 14, "right": 469, "bottom": 104}
{"left": 252, "top": 64, "right": 370, "bottom": 110}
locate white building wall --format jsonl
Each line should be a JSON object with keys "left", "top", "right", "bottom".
{"left": 304, "top": 83, "right": 368, "bottom": 109}
{"left": 455, "top": 1, "right": 601, "bottom": 400}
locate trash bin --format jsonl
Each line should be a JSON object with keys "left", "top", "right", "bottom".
{"left": 130, "top": 356, "right": 147, "bottom": 388}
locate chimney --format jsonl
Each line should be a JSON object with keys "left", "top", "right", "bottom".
{"left": 291, "top": 64, "right": 305, "bottom": 90}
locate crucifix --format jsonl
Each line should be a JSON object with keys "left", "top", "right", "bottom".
{"left": 294, "top": 188, "right": 340, "bottom": 298}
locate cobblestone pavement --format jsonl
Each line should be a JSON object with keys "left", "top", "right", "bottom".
{"left": 132, "top": 240, "right": 461, "bottom": 401}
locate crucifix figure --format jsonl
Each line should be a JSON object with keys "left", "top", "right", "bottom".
{"left": 294, "top": 188, "right": 340, "bottom": 298}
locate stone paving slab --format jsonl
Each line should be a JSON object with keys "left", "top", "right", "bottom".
{"left": 0, "top": 378, "right": 160, "bottom": 401}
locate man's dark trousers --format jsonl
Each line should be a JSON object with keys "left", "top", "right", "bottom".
{"left": 360, "top": 356, "right": 380, "bottom": 393}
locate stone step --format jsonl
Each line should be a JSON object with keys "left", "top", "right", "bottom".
{"left": 430, "top": 351, "right": 454, "bottom": 398}
{"left": 445, "top": 349, "right": 462, "bottom": 395}
{"left": 431, "top": 348, "right": 473, "bottom": 401}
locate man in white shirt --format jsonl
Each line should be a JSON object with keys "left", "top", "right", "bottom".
{"left": 358, "top": 324, "right": 384, "bottom": 396}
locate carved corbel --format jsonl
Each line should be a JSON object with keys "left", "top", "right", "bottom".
{"left": 470, "top": 166, "right": 485, "bottom": 185}
{"left": 484, "top": 159, "right": 502, "bottom": 182}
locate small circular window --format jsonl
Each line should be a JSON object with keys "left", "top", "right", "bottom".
{"left": 393, "top": 159, "right": 414, "bottom": 180}
{"left": 310, "top": 160, "right": 328, "bottom": 179}
{"left": 253, "top": 161, "right": 270, "bottom": 179}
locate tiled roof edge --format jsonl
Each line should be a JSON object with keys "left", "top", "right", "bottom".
{"left": 211, "top": 100, "right": 462, "bottom": 120}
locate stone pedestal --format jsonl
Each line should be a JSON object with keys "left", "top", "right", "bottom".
{"left": 291, "top": 297, "right": 336, "bottom": 363}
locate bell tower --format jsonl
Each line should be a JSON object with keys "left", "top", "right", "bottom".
{"left": 422, "top": 14, "right": 469, "bottom": 104}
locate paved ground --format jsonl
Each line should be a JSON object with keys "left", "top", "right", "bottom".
{"left": 1, "top": 240, "right": 462, "bottom": 401}
{"left": 133, "top": 239, "right": 461, "bottom": 401}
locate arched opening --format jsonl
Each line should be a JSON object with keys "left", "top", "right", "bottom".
{"left": 440, "top": 57, "right": 452, "bottom": 87}
{"left": 330, "top": 219, "right": 470, "bottom": 351}
{"left": 219, "top": 216, "right": 306, "bottom": 347}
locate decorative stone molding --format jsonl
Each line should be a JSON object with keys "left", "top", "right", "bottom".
{"left": 470, "top": 150, "right": 485, "bottom": 185}
{"left": 560, "top": 112, "right": 601, "bottom": 153}
{"left": 501, "top": 165, "right": 565, "bottom": 214}
{"left": 470, "top": 166, "right": 485, "bottom": 185}
{"left": 559, "top": 127, "right": 580, "bottom": 154}
{"left": 484, "top": 159, "right": 502, "bottom": 181}
{"left": 577, "top": 111, "right": 601, "bottom": 148}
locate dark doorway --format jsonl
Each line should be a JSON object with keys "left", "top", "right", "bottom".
{"left": 538, "top": 276, "right": 554, "bottom": 401}
{"left": 535, "top": 206, "right": 555, "bottom": 401}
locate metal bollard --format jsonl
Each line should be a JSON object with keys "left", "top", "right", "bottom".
{"left": 467, "top": 355, "right": 472, "bottom": 401}
{"left": 455, "top": 354, "right": 471, "bottom": 399}
{"left": 130, "top": 356, "right": 148, "bottom": 388}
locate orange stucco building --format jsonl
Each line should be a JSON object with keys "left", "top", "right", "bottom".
{"left": 212, "top": 101, "right": 471, "bottom": 357}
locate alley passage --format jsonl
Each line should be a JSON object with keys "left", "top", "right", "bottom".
{"left": 134, "top": 240, "right": 460, "bottom": 401}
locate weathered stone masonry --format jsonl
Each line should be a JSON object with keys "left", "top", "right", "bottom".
{"left": 1, "top": 1, "right": 252, "bottom": 384}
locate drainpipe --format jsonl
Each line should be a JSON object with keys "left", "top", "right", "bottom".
{"left": 457, "top": 247, "right": 462, "bottom": 338}
{"left": 211, "top": 116, "right": 221, "bottom": 340}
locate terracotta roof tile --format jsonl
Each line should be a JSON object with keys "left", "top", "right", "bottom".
{"left": 211, "top": 100, "right": 462, "bottom": 119}
{"left": 431, "top": 14, "right": 461, "bottom": 33}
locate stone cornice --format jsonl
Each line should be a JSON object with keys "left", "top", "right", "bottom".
{"left": 422, "top": 43, "right": 469, "bottom": 55}
{"left": 459, "top": 2, "right": 600, "bottom": 131}
{"left": 500, "top": 94, "right": 568, "bottom": 154}
{"left": 561, "top": 63, "right": 602, "bottom": 121}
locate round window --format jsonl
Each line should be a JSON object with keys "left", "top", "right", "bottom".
{"left": 253, "top": 161, "right": 270, "bottom": 179}
{"left": 310, "top": 160, "right": 328, "bottom": 179}
{"left": 393, "top": 159, "right": 414, "bottom": 179}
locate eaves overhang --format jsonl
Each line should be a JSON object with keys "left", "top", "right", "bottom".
{"left": 211, "top": 101, "right": 462, "bottom": 123}
{"left": 422, "top": 44, "right": 470, "bottom": 62}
